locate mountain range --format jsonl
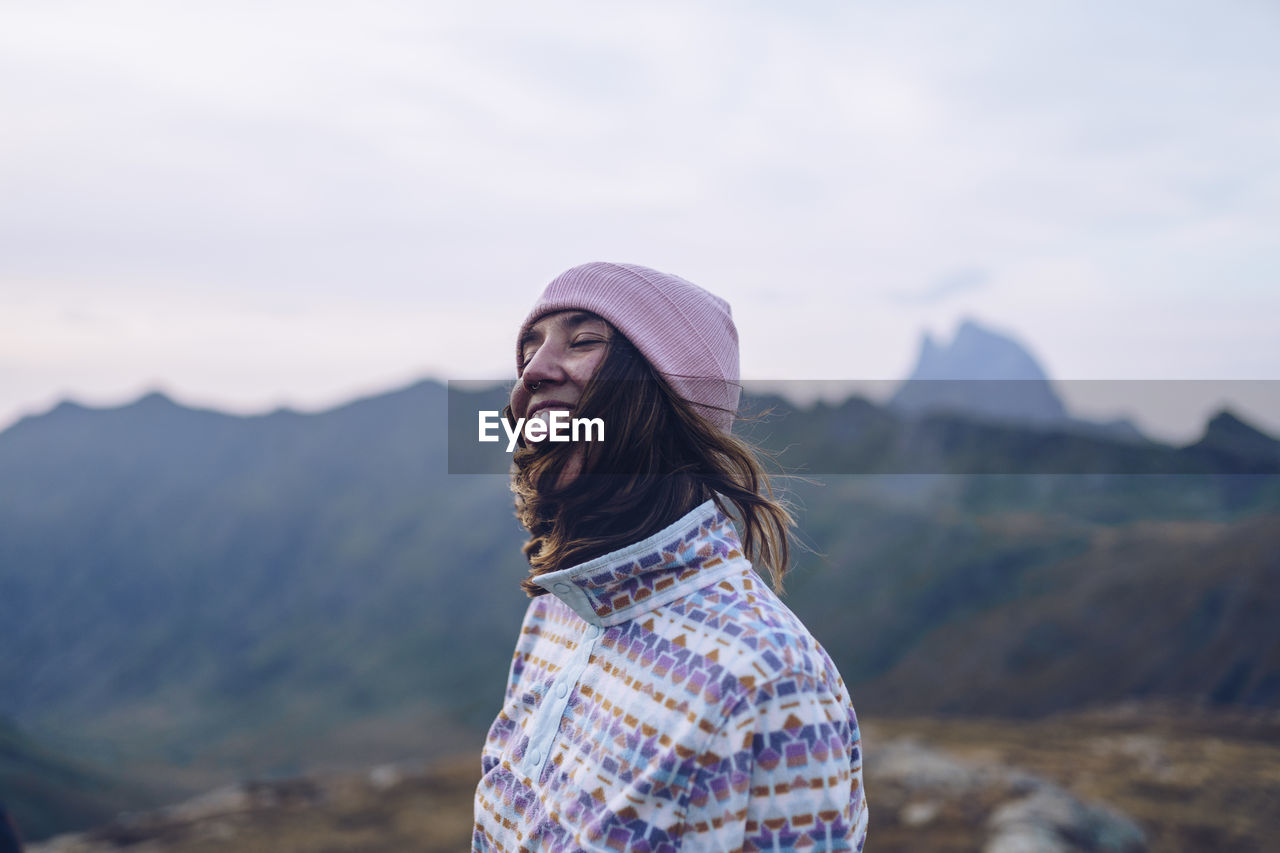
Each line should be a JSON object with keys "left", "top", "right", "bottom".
{"left": 1, "top": 320, "right": 1277, "bottom": 840}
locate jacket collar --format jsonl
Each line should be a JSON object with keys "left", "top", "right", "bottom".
{"left": 532, "top": 499, "right": 749, "bottom": 628}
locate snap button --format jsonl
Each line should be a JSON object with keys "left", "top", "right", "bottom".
{"left": 587, "top": 625, "right": 602, "bottom": 639}
{"left": 556, "top": 682, "right": 568, "bottom": 698}
{"left": 530, "top": 749, "right": 542, "bottom": 765}
{"left": 553, "top": 582, "right": 571, "bottom": 595}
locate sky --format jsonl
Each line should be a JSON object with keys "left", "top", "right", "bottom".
{"left": 2, "top": 0, "right": 1277, "bottom": 442}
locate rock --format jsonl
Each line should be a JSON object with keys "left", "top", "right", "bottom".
{"left": 156, "top": 785, "right": 248, "bottom": 822}
{"left": 986, "top": 786, "right": 1146, "bottom": 853}
{"left": 874, "top": 738, "right": 1005, "bottom": 791}
{"left": 870, "top": 736, "right": 1146, "bottom": 851}
{"left": 900, "top": 800, "right": 942, "bottom": 827}
{"left": 370, "top": 764, "right": 403, "bottom": 790}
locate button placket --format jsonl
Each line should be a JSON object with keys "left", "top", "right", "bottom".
{"left": 525, "top": 623, "right": 603, "bottom": 779}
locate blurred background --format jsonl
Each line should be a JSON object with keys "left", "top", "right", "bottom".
{"left": 2, "top": 1, "right": 1278, "bottom": 851}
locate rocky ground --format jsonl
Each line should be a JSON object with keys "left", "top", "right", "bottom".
{"left": 25, "top": 759, "right": 477, "bottom": 853}
{"left": 25, "top": 705, "right": 1280, "bottom": 852}
{"left": 865, "top": 704, "right": 1280, "bottom": 853}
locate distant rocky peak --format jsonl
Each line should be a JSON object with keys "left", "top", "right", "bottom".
{"left": 919, "top": 330, "right": 941, "bottom": 360}
{"left": 132, "top": 390, "right": 178, "bottom": 408}
{"left": 892, "top": 317, "right": 1068, "bottom": 426}
{"left": 910, "top": 318, "right": 1053, "bottom": 382}
{"left": 1195, "top": 408, "right": 1280, "bottom": 456}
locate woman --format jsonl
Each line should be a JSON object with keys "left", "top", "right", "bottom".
{"left": 473, "top": 262, "right": 869, "bottom": 852}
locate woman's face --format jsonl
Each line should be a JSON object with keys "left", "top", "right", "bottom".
{"left": 512, "top": 310, "right": 613, "bottom": 425}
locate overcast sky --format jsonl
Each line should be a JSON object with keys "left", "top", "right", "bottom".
{"left": 2, "top": 0, "right": 1277, "bottom": 441}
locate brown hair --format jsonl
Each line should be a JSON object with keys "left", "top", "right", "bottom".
{"left": 503, "top": 326, "right": 794, "bottom": 598}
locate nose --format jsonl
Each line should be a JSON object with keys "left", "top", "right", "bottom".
{"left": 512, "top": 339, "right": 568, "bottom": 416}
{"left": 520, "top": 339, "right": 568, "bottom": 390}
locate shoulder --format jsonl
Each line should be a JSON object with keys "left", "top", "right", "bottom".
{"left": 644, "top": 565, "right": 851, "bottom": 714}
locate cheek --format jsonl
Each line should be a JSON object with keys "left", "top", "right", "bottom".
{"left": 510, "top": 384, "right": 529, "bottom": 419}
{"left": 574, "top": 350, "right": 609, "bottom": 386}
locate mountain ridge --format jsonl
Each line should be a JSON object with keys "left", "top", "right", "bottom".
{"left": 2, "top": 369, "right": 1278, "bottom": 841}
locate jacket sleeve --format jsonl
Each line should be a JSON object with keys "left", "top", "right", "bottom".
{"left": 681, "top": 674, "right": 869, "bottom": 852}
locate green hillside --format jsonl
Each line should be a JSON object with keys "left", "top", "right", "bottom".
{"left": 0, "top": 716, "right": 141, "bottom": 842}
{"left": 1, "top": 380, "right": 1277, "bottom": 837}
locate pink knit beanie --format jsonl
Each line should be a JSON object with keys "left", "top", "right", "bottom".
{"left": 517, "top": 262, "right": 740, "bottom": 432}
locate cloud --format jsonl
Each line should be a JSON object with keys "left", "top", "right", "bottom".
{"left": 891, "top": 268, "right": 991, "bottom": 305}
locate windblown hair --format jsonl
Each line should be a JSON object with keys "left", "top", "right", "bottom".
{"left": 503, "top": 327, "right": 794, "bottom": 598}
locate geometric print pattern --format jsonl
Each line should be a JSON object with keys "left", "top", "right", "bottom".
{"left": 558, "top": 505, "right": 743, "bottom": 622}
{"left": 474, "top": 500, "right": 869, "bottom": 851}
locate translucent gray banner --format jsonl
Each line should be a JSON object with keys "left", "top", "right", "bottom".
{"left": 446, "top": 379, "right": 1280, "bottom": 476}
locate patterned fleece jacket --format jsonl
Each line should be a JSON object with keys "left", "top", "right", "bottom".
{"left": 473, "top": 499, "right": 869, "bottom": 852}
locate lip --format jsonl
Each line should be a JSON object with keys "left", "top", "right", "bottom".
{"left": 526, "top": 400, "right": 574, "bottom": 419}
